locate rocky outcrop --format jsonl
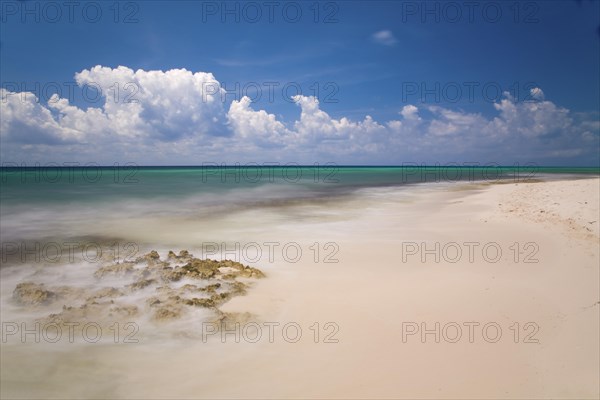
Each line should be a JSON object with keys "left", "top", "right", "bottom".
{"left": 12, "top": 250, "right": 265, "bottom": 330}
{"left": 13, "top": 282, "right": 56, "bottom": 306}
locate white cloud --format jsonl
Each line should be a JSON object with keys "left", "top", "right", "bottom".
{"left": 1, "top": 66, "right": 598, "bottom": 165}
{"left": 227, "top": 96, "right": 291, "bottom": 144}
{"left": 491, "top": 93, "right": 572, "bottom": 138}
{"left": 372, "top": 30, "right": 397, "bottom": 46}
{"left": 0, "top": 89, "right": 84, "bottom": 144}
{"left": 426, "top": 106, "right": 488, "bottom": 137}
{"left": 72, "top": 66, "right": 228, "bottom": 140}
{"left": 2, "top": 66, "right": 229, "bottom": 145}
{"left": 529, "top": 87, "right": 545, "bottom": 101}
{"left": 400, "top": 105, "right": 420, "bottom": 120}
{"left": 292, "top": 95, "right": 387, "bottom": 147}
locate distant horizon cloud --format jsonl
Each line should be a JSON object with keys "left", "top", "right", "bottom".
{"left": 0, "top": 66, "right": 598, "bottom": 166}
{"left": 371, "top": 30, "right": 398, "bottom": 46}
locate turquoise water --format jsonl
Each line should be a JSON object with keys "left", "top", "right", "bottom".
{"left": 1, "top": 165, "right": 598, "bottom": 243}
{"left": 1, "top": 165, "right": 598, "bottom": 204}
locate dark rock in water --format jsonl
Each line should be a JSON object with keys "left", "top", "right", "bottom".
{"left": 184, "top": 297, "right": 215, "bottom": 307}
{"left": 218, "top": 259, "right": 245, "bottom": 270}
{"left": 228, "top": 281, "right": 247, "bottom": 295}
{"left": 13, "top": 282, "right": 56, "bottom": 306}
{"left": 181, "top": 259, "right": 220, "bottom": 279}
{"left": 178, "top": 250, "right": 190, "bottom": 258}
{"left": 94, "top": 262, "right": 136, "bottom": 278}
{"left": 153, "top": 305, "right": 183, "bottom": 321}
{"left": 108, "top": 304, "right": 139, "bottom": 318}
{"left": 149, "top": 250, "right": 160, "bottom": 259}
{"left": 199, "top": 283, "right": 221, "bottom": 293}
{"left": 133, "top": 250, "right": 161, "bottom": 265}
{"left": 128, "top": 279, "right": 158, "bottom": 291}
{"left": 210, "top": 292, "right": 230, "bottom": 303}
{"left": 86, "top": 287, "right": 124, "bottom": 301}
{"left": 166, "top": 249, "right": 192, "bottom": 262}
{"left": 217, "top": 260, "right": 266, "bottom": 279}
{"left": 162, "top": 268, "right": 186, "bottom": 282}
{"left": 147, "top": 297, "right": 161, "bottom": 306}
{"left": 239, "top": 266, "right": 265, "bottom": 279}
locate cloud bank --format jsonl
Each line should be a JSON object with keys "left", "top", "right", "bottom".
{"left": 1, "top": 66, "right": 598, "bottom": 165}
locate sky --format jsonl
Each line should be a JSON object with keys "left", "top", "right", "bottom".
{"left": 1, "top": 0, "right": 599, "bottom": 166}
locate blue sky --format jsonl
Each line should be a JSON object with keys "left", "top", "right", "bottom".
{"left": 1, "top": 0, "right": 599, "bottom": 165}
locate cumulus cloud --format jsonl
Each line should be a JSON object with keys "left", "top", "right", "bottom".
{"left": 425, "top": 106, "right": 489, "bottom": 137}
{"left": 2, "top": 66, "right": 229, "bottom": 145}
{"left": 491, "top": 91, "right": 572, "bottom": 138}
{"left": 227, "top": 96, "right": 291, "bottom": 145}
{"left": 79, "top": 66, "right": 228, "bottom": 139}
{"left": 1, "top": 89, "right": 83, "bottom": 144}
{"left": 371, "top": 30, "right": 398, "bottom": 46}
{"left": 400, "top": 105, "right": 420, "bottom": 121}
{"left": 291, "top": 95, "right": 387, "bottom": 155}
{"left": 529, "top": 87, "right": 545, "bottom": 101}
{"left": 0, "top": 65, "right": 598, "bottom": 165}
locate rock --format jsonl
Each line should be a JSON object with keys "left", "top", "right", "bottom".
{"left": 239, "top": 266, "right": 265, "bottom": 279}
{"left": 133, "top": 250, "right": 162, "bottom": 265}
{"left": 12, "top": 250, "right": 266, "bottom": 328}
{"left": 108, "top": 304, "right": 138, "bottom": 317}
{"left": 179, "top": 259, "right": 220, "bottom": 279}
{"left": 216, "top": 260, "right": 265, "bottom": 279}
{"left": 199, "top": 283, "right": 221, "bottom": 293}
{"left": 94, "top": 262, "right": 136, "bottom": 278}
{"left": 161, "top": 268, "right": 186, "bottom": 281}
{"left": 210, "top": 292, "right": 230, "bottom": 304}
{"left": 184, "top": 297, "right": 215, "bottom": 307}
{"left": 147, "top": 297, "right": 161, "bottom": 306}
{"left": 155, "top": 286, "right": 176, "bottom": 295}
{"left": 13, "top": 282, "right": 56, "bottom": 306}
{"left": 153, "top": 305, "right": 183, "bottom": 321}
{"left": 86, "top": 287, "right": 124, "bottom": 301}
{"left": 228, "top": 281, "right": 247, "bottom": 295}
{"left": 128, "top": 279, "right": 157, "bottom": 291}
{"left": 178, "top": 250, "right": 190, "bottom": 258}
{"left": 218, "top": 259, "right": 242, "bottom": 270}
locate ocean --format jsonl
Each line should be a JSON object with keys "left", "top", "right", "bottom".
{"left": 2, "top": 164, "right": 597, "bottom": 241}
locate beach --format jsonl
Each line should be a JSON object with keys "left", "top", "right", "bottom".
{"left": 1, "top": 174, "right": 598, "bottom": 399}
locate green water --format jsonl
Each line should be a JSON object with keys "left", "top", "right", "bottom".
{"left": 1, "top": 165, "right": 597, "bottom": 205}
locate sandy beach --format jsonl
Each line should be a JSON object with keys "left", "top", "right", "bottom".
{"left": 1, "top": 177, "right": 599, "bottom": 399}
{"left": 211, "top": 177, "right": 600, "bottom": 399}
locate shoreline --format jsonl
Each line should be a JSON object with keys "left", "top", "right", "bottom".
{"left": 1, "top": 177, "right": 599, "bottom": 399}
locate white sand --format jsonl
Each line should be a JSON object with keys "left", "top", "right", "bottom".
{"left": 2, "top": 178, "right": 599, "bottom": 399}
